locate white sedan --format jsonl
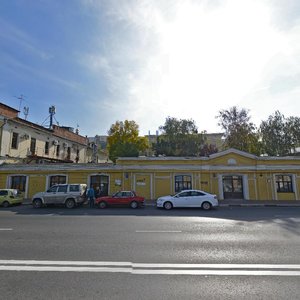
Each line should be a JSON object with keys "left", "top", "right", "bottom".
{"left": 156, "top": 189, "right": 218, "bottom": 210}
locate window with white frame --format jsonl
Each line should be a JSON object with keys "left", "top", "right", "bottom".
{"left": 49, "top": 175, "right": 67, "bottom": 187}
{"left": 10, "top": 175, "right": 26, "bottom": 192}
{"left": 275, "top": 175, "right": 293, "bottom": 193}
{"left": 175, "top": 175, "right": 192, "bottom": 193}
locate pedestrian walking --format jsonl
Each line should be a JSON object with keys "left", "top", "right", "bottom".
{"left": 87, "top": 186, "right": 95, "bottom": 208}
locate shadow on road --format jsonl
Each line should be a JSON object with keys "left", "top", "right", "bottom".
{"left": 10, "top": 204, "right": 298, "bottom": 233}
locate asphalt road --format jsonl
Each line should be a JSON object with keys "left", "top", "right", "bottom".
{"left": 0, "top": 205, "right": 300, "bottom": 300}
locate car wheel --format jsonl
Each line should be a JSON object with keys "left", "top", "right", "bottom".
{"left": 98, "top": 201, "right": 107, "bottom": 209}
{"left": 130, "top": 201, "right": 138, "bottom": 209}
{"left": 33, "top": 199, "right": 43, "bottom": 209}
{"left": 65, "top": 199, "right": 75, "bottom": 209}
{"left": 202, "top": 201, "right": 212, "bottom": 210}
{"left": 2, "top": 201, "right": 9, "bottom": 208}
{"left": 163, "top": 201, "right": 173, "bottom": 210}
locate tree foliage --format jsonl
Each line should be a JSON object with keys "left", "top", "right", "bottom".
{"left": 216, "top": 106, "right": 261, "bottom": 155}
{"left": 107, "top": 120, "right": 148, "bottom": 163}
{"left": 154, "top": 117, "right": 216, "bottom": 156}
{"left": 286, "top": 116, "right": 300, "bottom": 153}
{"left": 260, "top": 111, "right": 300, "bottom": 156}
{"left": 199, "top": 143, "right": 219, "bottom": 157}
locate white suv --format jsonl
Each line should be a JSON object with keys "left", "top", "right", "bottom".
{"left": 32, "top": 184, "right": 87, "bottom": 209}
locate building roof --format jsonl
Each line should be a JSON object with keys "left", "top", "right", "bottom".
{"left": 1, "top": 102, "right": 88, "bottom": 146}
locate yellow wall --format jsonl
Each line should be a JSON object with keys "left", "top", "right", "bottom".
{"left": 209, "top": 153, "right": 255, "bottom": 166}
{"left": 199, "top": 173, "right": 210, "bottom": 192}
{"left": 134, "top": 173, "right": 151, "bottom": 199}
{"left": 296, "top": 177, "right": 300, "bottom": 200}
{"left": 2, "top": 149, "right": 300, "bottom": 201}
{"left": 248, "top": 174, "right": 257, "bottom": 200}
{"left": 154, "top": 176, "right": 171, "bottom": 198}
{"left": 257, "top": 175, "right": 270, "bottom": 200}
{"left": 277, "top": 193, "right": 295, "bottom": 201}
{"left": 0, "top": 174, "right": 6, "bottom": 188}
{"left": 109, "top": 172, "right": 123, "bottom": 195}
{"left": 68, "top": 172, "right": 88, "bottom": 184}
{"left": 28, "top": 175, "right": 46, "bottom": 197}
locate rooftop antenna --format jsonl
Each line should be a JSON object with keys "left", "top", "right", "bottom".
{"left": 14, "top": 94, "right": 26, "bottom": 115}
{"left": 41, "top": 105, "right": 58, "bottom": 129}
{"left": 49, "top": 105, "right": 56, "bottom": 129}
{"left": 23, "top": 106, "right": 29, "bottom": 120}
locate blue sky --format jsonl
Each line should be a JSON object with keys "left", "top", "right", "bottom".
{"left": 1, "top": 0, "right": 300, "bottom": 137}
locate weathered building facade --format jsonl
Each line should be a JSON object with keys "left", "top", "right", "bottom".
{"left": 0, "top": 102, "right": 90, "bottom": 164}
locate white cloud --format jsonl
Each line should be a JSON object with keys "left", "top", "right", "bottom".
{"left": 81, "top": 0, "right": 300, "bottom": 134}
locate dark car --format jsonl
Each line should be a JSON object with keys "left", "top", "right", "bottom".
{"left": 95, "top": 191, "right": 144, "bottom": 209}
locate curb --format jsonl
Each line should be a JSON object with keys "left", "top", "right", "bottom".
{"left": 20, "top": 202, "right": 300, "bottom": 208}
{"left": 219, "top": 204, "right": 300, "bottom": 207}
{"left": 143, "top": 203, "right": 300, "bottom": 207}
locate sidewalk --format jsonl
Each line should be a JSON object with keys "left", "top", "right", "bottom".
{"left": 22, "top": 198, "right": 300, "bottom": 207}
{"left": 218, "top": 199, "right": 300, "bottom": 207}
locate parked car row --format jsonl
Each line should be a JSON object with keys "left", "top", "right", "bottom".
{"left": 1, "top": 185, "right": 219, "bottom": 210}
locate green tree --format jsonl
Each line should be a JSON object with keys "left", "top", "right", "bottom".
{"left": 259, "top": 111, "right": 300, "bottom": 156}
{"left": 216, "top": 106, "right": 261, "bottom": 155}
{"left": 199, "top": 143, "right": 218, "bottom": 156}
{"left": 107, "top": 120, "right": 148, "bottom": 163}
{"left": 285, "top": 116, "right": 300, "bottom": 154}
{"left": 154, "top": 117, "right": 207, "bottom": 156}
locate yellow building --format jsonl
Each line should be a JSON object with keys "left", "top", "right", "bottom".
{"left": 0, "top": 148, "right": 300, "bottom": 201}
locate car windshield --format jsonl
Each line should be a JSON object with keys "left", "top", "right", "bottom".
{"left": 113, "top": 192, "right": 122, "bottom": 197}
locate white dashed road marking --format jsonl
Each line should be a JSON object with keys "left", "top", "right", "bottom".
{"left": 135, "top": 230, "right": 182, "bottom": 233}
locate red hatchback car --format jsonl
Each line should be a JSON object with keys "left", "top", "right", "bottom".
{"left": 95, "top": 191, "right": 144, "bottom": 209}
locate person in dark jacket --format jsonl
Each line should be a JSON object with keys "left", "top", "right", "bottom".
{"left": 87, "top": 186, "right": 95, "bottom": 208}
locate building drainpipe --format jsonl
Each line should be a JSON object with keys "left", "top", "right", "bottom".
{"left": 0, "top": 118, "right": 8, "bottom": 159}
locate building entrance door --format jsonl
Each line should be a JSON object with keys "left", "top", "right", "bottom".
{"left": 90, "top": 175, "right": 109, "bottom": 197}
{"left": 222, "top": 175, "right": 244, "bottom": 199}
